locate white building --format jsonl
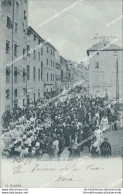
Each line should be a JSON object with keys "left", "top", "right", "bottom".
{"left": 43, "top": 42, "right": 56, "bottom": 94}
{"left": 60, "top": 56, "right": 68, "bottom": 90}
{"left": 1, "top": 0, "right": 28, "bottom": 113}
{"left": 0, "top": 0, "right": 84, "bottom": 114}
{"left": 87, "top": 40, "right": 123, "bottom": 100}
{"left": 55, "top": 51, "right": 61, "bottom": 93}
{"left": 26, "top": 26, "right": 44, "bottom": 104}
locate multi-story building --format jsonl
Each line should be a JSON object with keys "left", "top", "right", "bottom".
{"left": 26, "top": 26, "right": 44, "bottom": 104}
{"left": 60, "top": 56, "right": 68, "bottom": 90}
{"left": 87, "top": 39, "right": 123, "bottom": 100}
{"left": 76, "top": 62, "right": 89, "bottom": 83}
{"left": 43, "top": 42, "right": 56, "bottom": 94}
{"left": 1, "top": 0, "right": 84, "bottom": 114}
{"left": 72, "top": 65, "right": 82, "bottom": 85}
{"left": 67, "top": 61, "right": 76, "bottom": 88}
{"left": 1, "top": 0, "right": 28, "bottom": 113}
{"left": 55, "top": 51, "right": 61, "bottom": 93}
{"left": 66, "top": 60, "right": 87, "bottom": 88}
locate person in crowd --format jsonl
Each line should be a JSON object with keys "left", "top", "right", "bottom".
{"left": 64, "top": 124, "right": 71, "bottom": 147}
{"left": 52, "top": 135, "right": 59, "bottom": 158}
{"left": 90, "top": 137, "right": 100, "bottom": 157}
{"left": 100, "top": 116, "right": 109, "bottom": 132}
{"left": 100, "top": 138, "right": 112, "bottom": 157}
{"left": 94, "top": 127, "right": 104, "bottom": 146}
{"left": 1, "top": 86, "right": 117, "bottom": 158}
{"left": 68, "top": 140, "right": 80, "bottom": 158}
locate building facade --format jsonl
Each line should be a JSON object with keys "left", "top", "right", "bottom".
{"left": 55, "top": 51, "right": 61, "bottom": 93}
{"left": 26, "top": 26, "right": 44, "bottom": 105}
{"left": 76, "top": 62, "right": 89, "bottom": 84}
{"left": 0, "top": 0, "right": 86, "bottom": 114}
{"left": 43, "top": 42, "right": 56, "bottom": 94}
{"left": 87, "top": 40, "right": 123, "bottom": 100}
{"left": 1, "top": 0, "right": 28, "bottom": 113}
{"left": 60, "top": 56, "right": 68, "bottom": 91}
{"left": 67, "top": 61, "right": 76, "bottom": 88}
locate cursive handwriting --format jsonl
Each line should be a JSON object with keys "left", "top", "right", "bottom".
{"left": 56, "top": 175, "right": 83, "bottom": 182}
{"left": 86, "top": 165, "right": 104, "bottom": 170}
{"left": 13, "top": 165, "right": 25, "bottom": 175}
{"left": 31, "top": 164, "right": 56, "bottom": 172}
{"left": 12, "top": 163, "right": 104, "bottom": 176}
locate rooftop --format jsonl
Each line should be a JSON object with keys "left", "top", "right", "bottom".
{"left": 87, "top": 40, "right": 123, "bottom": 56}
{"left": 28, "top": 26, "right": 57, "bottom": 51}
{"left": 28, "top": 26, "right": 44, "bottom": 43}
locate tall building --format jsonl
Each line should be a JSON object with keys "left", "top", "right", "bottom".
{"left": 60, "top": 56, "right": 68, "bottom": 91}
{"left": 0, "top": 0, "right": 81, "bottom": 114}
{"left": 43, "top": 42, "right": 56, "bottom": 94}
{"left": 55, "top": 51, "right": 61, "bottom": 93}
{"left": 87, "top": 40, "right": 123, "bottom": 100}
{"left": 26, "top": 26, "right": 44, "bottom": 104}
{"left": 1, "top": 0, "right": 28, "bottom": 113}
{"left": 67, "top": 61, "right": 77, "bottom": 88}
{"left": 76, "top": 62, "right": 89, "bottom": 83}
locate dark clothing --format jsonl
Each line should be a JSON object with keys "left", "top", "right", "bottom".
{"left": 64, "top": 136, "right": 70, "bottom": 147}
{"left": 100, "top": 142, "right": 111, "bottom": 156}
{"left": 71, "top": 125, "right": 77, "bottom": 140}
{"left": 91, "top": 146, "right": 99, "bottom": 157}
{"left": 68, "top": 146, "right": 80, "bottom": 158}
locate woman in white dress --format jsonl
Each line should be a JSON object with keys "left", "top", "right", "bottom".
{"left": 52, "top": 136, "right": 59, "bottom": 158}
{"left": 94, "top": 128, "right": 104, "bottom": 146}
{"left": 100, "top": 116, "right": 109, "bottom": 132}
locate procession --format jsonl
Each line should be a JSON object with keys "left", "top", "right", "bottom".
{"left": 2, "top": 85, "right": 120, "bottom": 159}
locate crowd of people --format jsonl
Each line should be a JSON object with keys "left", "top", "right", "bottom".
{"left": 2, "top": 85, "right": 119, "bottom": 158}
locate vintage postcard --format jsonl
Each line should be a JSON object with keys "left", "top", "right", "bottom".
{"left": 0, "top": 0, "right": 123, "bottom": 188}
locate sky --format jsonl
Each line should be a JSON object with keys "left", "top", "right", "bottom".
{"left": 28, "top": 0, "right": 123, "bottom": 63}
